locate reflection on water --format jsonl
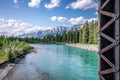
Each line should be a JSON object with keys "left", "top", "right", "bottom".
{"left": 4, "top": 44, "right": 98, "bottom": 80}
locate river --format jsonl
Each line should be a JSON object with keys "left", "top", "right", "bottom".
{"left": 4, "top": 44, "right": 98, "bottom": 80}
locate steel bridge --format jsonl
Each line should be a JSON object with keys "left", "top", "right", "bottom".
{"left": 98, "top": 0, "right": 120, "bottom": 80}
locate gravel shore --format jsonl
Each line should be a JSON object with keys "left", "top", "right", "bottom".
{"left": 0, "top": 47, "right": 36, "bottom": 80}
{"left": 0, "top": 63, "right": 15, "bottom": 80}
{"left": 66, "top": 43, "right": 98, "bottom": 52}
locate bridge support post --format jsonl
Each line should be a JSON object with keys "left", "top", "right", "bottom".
{"left": 98, "top": 0, "right": 120, "bottom": 80}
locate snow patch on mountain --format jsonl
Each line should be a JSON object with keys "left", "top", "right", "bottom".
{"left": 17, "top": 25, "right": 82, "bottom": 38}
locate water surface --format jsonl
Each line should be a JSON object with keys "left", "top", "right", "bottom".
{"left": 4, "top": 44, "right": 98, "bottom": 80}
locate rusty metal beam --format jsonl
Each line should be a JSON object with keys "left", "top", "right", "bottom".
{"left": 100, "top": 32, "right": 115, "bottom": 43}
{"left": 98, "top": 1, "right": 101, "bottom": 80}
{"left": 100, "top": 0, "right": 110, "bottom": 10}
{"left": 99, "top": 11, "right": 115, "bottom": 17}
{"left": 99, "top": 43, "right": 115, "bottom": 54}
{"left": 98, "top": 0, "right": 120, "bottom": 80}
{"left": 100, "top": 18, "right": 115, "bottom": 31}
{"left": 100, "top": 54, "right": 115, "bottom": 68}
{"left": 100, "top": 68, "right": 113, "bottom": 74}
{"left": 115, "top": 0, "right": 120, "bottom": 79}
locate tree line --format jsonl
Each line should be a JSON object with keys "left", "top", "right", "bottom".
{"left": 18, "top": 20, "right": 98, "bottom": 44}
{"left": 0, "top": 20, "right": 98, "bottom": 64}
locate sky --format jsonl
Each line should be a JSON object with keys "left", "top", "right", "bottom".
{"left": 0, "top": 0, "right": 98, "bottom": 27}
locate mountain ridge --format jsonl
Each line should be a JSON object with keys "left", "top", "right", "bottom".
{"left": 0, "top": 24, "right": 83, "bottom": 38}
{"left": 17, "top": 24, "right": 83, "bottom": 38}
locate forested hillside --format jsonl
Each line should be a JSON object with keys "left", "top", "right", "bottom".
{"left": 19, "top": 20, "right": 98, "bottom": 44}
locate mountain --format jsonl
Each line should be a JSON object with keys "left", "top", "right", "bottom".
{"left": 17, "top": 25, "right": 82, "bottom": 38}
{"left": 0, "top": 18, "right": 97, "bottom": 38}
{"left": 0, "top": 17, "right": 83, "bottom": 38}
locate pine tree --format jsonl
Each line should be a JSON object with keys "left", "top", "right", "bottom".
{"left": 83, "top": 21, "right": 89, "bottom": 44}
{"left": 94, "top": 20, "right": 98, "bottom": 44}
{"left": 62, "top": 32, "right": 67, "bottom": 42}
{"left": 55, "top": 33, "right": 59, "bottom": 42}
{"left": 89, "top": 20, "right": 94, "bottom": 44}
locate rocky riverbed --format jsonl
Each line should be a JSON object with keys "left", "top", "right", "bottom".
{"left": 66, "top": 43, "right": 98, "bottom": 52}
{"left": 0, "top": 47, "right": 36, "bottom": 80}
{"left": 0, "top": 63, "right": 15, "bottom": 80}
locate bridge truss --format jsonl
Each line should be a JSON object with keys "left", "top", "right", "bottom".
{"left": 98, "top": 0, "right": 120, "bottom": 80}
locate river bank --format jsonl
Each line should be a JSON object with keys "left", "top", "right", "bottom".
{"left": 3, "top": 44, "right": 98, "bottom": 80}
{"left": 0, "top": 62, "right": 15, "bottom": 80}
{"left": 0, "top": 47, "right": 35, "bottom": 80}
{"left": 65, "top": 43, "right": 98, "bottom": 52}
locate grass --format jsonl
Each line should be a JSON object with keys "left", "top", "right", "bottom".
{"left": 0, "top": 54, "right": 8, "bottom": 64}
{"left": 0, "top": 44, "right": 31, "bottom": 64}
{"left": 0, "top": 37, "right": 32, "bottom": 64}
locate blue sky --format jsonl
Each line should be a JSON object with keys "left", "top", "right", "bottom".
{"left": 0, "top": 0, "right": 98, "bottom": 27}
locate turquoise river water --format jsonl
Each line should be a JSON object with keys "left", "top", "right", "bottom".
{"left": 4, "top": 44, "right": 98, "bottom": 80}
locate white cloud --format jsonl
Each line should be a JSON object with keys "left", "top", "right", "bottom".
{"left": 50, "top": 16, "right": 67, "bottom": 22}
{"left": 7, "top": 19, "right": 17, "bottom": 27}
{"left": 0, "top": 18, "right": 4, "bottom": 22}
{"left": 0, "top": 18, "right": 42, "bottom": 36}
{"left": 65, "top": 6, "right": 69, "bottom": 9}
{"left": 13, "top": 0, "right": 18, "bottom": 3}
{"left": 28, "top": 0, "right": 42, "bottom": 8}
{"left": 68, "top": 16, "right": 86, "bottom": 25}
{"left": 51, "top": 16, "right": 57, "bottom": 21}
{"left": 0, "top": 18, "right": 55, "bottom": 37}
{"left": 13, "top": 0, "right": 19, "bottom": 8}
{"left": 51, "top": 16, "right": 98, "bottom": 25}
{"left": 66, "top": 0, "right": 97, "bottom": 10}
{"left": 57, "top": 17, "right": 67, "bottom": 22}
{"left": 44, "top": 0, "right": 60, "bottom": 9}
{"left": 0, "top": 17, "right": 98, "bottom": 37}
